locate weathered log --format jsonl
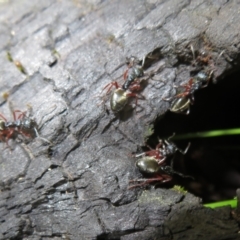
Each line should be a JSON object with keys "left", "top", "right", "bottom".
{"left": 0, "top": 0, "right": 240, "bottom": 239}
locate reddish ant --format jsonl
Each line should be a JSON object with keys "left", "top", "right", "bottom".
{"left": 0, "top": 109, "right": 51, "bottom": 147}
{"left": 101, "top": 56, "right": 146, "bottom": 113}
{"left": 135, "top": 136, "right": 190, "bottom": 164}
{"left": 129, "top": 135, "right": 191, "bottom": 189}
{"left": 128, "top": 156, "right": 192, "bottom": 189}
{"left": 163, "top": 70, "right": 213, "bottom": 114}
{"left": 101, "top": 54, "right": 164, "bottom": 113}
{"left": 102, "top": 80, "right": 142, "bottom": 113}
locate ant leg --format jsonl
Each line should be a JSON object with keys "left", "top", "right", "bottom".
{"left": 128, "top": 174, "right": 172, "bottom": 189}
{"left": 5, "top": 129, "right": 15, "bottom": 148}
{"left": 128, "top": 81, "right": 144, "bottom": 106}
{"left": 129, "top": 177, "right": 164, "bottom": 189}
{"left": 143, "top": 149, "right": 159, "bottom": 158}
{"left": 33, "top": 127, "right": 52, "bottom": 145}
{"left": 201, "top": 70, "right": 213, "bottom": 88}
{"left": 170, "top": 168, "right": 194, "bottom": 180}
{"left": 0, "top": 133, "right": 6, "bottom": 144}
{"left": 123, "top": 68, "right": 129, "bottom": 80}
{"left": 141, "top": 56, "right": 146, "bottom": 68}
{"left": 216, "top": 50, "right": 225, "bottom": 66}
{"left": 128, "top": 92, "right": 145, "bottom": 113}
{"left": 13, "top": 110, "right": 26, "bottom": 120}
{"left": 97, "top": 81, "right": 120, "bottom": 105}
{"left": 190, "top": 44, "right": 196, "bottom": 62}
{"left": 162, "top": 166, "right": 193, "bottom": 180}
{"left": 102, "top": 81, "right": 119, "bottom": 94}
{"left": 170, "top": 79, "right": 193, "bottom": 99}
{"left": 20, "top": 142, "right": 35, "bottom": 160}
{"left": 153, "top": 140, "right": 165, "bottom": 161}
{"left": 126, "top": 92, "right": 139, "bottom": 108}
{"left": 0, "top": 113, "right": 7, "bottom": 122}
{"left": 155, "top": 139, "right": 164, "bottom": 149}
{"left": 134, "top": 152, "right": 146, "bottom": 158}
{"left": 136, "top": 143, "right": 157, "bottom": 158}
{"left": 153, "top": 175, "right": 173, "bottom": 188}
{"left": 173, "top": 90, "right": 191, "bottom": 99}
{"left": 157, "top": 157, "right": 166, "bottom": 165}
{"left": 137, "top": 140, "right": 165, "bottom": 161}
{"left": 165, "top": 134, "right": 190, "bottom": 155}
{"left": 140, "top": 150, "right": 165, "bottom": 164}
{"left": 162, "top": 96, "right": 174, "bottom": 101}
{"left": 167, "top": 133, "right": 176, "bottom": 141}
{"left": 178, "top": 142, "right": 191, "bottom": 155}
{"left": 18, "top": 129, "right": 32, "bottom": 138}
{"left": 162, "top": 91, "right": 181, "bottom": 101}
{"left": 133, "top": 142, "right": 158, "bottom": 158}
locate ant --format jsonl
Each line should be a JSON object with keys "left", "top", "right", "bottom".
{"left": 102, "top": 80, "right": 142, "bottom": 113}
{"left": 101, "top": 53, "right": 165, "bottom": 113}
{"left": 0, "top": 109, "right": 51, "bottom": 147}
{"left": 129, "top": 135, "right": 191, "bottom": 189}
{"left": 128, "top": 156, "right": 192, "bottom": 189}
{"left": 101, "top": 56, "right": 146, "bottom": 113}
{"left": 135, "top": 134, "right": 190, "bottom": 164}
{"left": 163, "top": 70, "right": 213, "bottom": 114}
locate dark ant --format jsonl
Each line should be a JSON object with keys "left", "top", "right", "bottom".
{"left": 129, "top": 156, "right": 192, "bottom": 189}
{"left": 135, "top": 135, "right": 190, "bottom": 164}
{"left": 163, "top": 70, "right": 213, "bottom": 114}
{"left": 0, "top": 110, "right": 51, "bottom": 147}
{"left": 102, "top": 80, "right": 142, "bottom": 113}
{"left": 101, "top": 56, "right": 145, "bottom": 113}
{"left": 101, "top": 53, "right": 165, "bottom": 113}
{"left": 129, "top": 135, "right": 191, "bottom": 189}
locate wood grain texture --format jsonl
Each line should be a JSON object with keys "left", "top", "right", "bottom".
{"left": 0, "top": 0, "right": 239, "bottom": 239}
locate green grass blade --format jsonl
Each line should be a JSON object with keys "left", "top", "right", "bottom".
{"left": 173, "top": 128, "right": 240, "bottom": 140}
{"left": 204, "top": 199, "right": 237, "bottom": 209}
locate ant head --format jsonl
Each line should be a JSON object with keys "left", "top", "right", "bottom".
{"left": 196, "top": 70, "right": 213, "bottom": 83}
{"left": 163, "top": 139, "right": 176, "bottom": 149}
{"left": 24, "top": 118, "right": 37, "bottom": 129}
{"left": 196, "top": 72, "right": 208, "bottom": 82}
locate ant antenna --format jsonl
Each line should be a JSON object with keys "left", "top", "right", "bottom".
{"left": 163, "top": 166, "right": 194, "bottom": 180}
{"left": 167, "top": 132, "right": 176, "bottom": 141}
{"left": 216, "top": 50, "right": 225, "bottom": 65}
{"left": 33, "top": 127, "right": 52, "bottom": 145}
{"left": 190, "top": 44, "right": 196, "bottom": 61}
{"left": 141, "top": 56, "right": 146, "bottom": 68}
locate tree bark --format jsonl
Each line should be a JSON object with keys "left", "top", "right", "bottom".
{"left": 0, "top": 0, "right": 240, "bottom": 239}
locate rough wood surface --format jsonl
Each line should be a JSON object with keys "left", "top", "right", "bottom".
{"left": 0, "top": 0, "right": 240, "bottom": 239}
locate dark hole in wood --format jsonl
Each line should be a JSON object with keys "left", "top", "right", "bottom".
{"left": 153, "top": 70, "right": 240, "bottom": 203}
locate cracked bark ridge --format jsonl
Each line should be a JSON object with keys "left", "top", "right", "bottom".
{"left": 0, "top": 0, "right": 240, "bottom": 239}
